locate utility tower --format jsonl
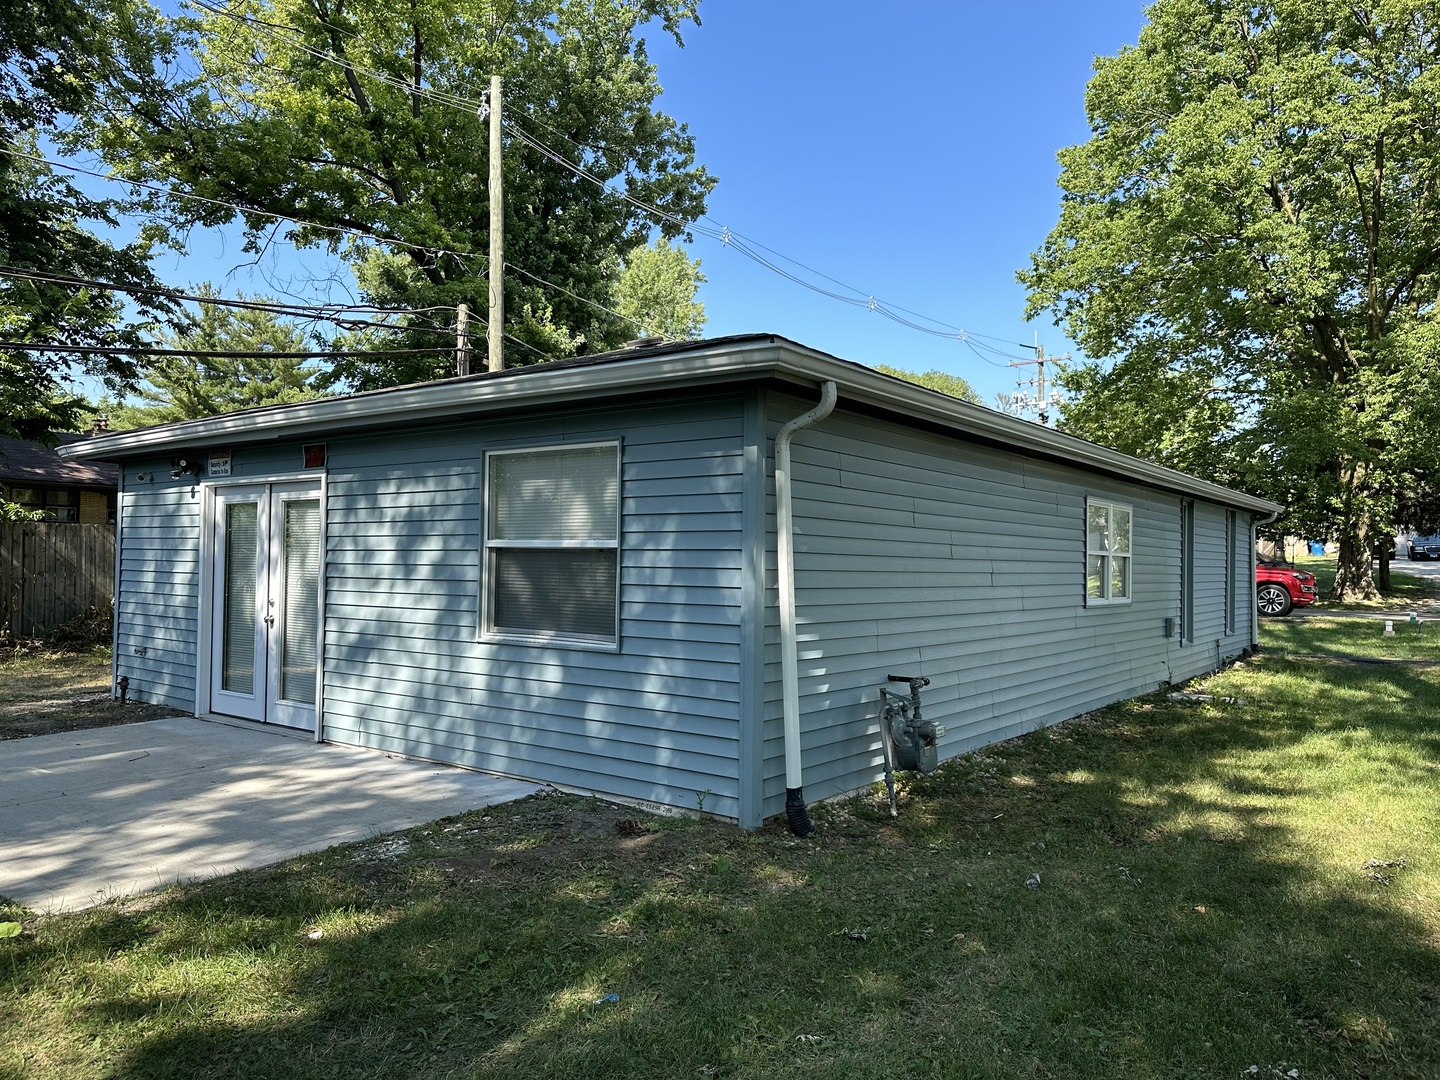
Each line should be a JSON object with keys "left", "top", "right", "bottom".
{"left": 1009, "top": 343, "right": 1068, "bottom": 425}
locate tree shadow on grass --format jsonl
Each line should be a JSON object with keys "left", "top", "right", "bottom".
{"left": 7, "top": 659, "right": 1440, "bottom": 1079}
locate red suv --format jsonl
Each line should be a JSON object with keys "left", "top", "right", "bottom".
{"left": 1256, "top": 559, "right": 1318, "bottom": 617}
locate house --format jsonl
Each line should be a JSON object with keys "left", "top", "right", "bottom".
{"left": 60, "top": 335, "right": 1281, "bottom": 829}
{"left": 1, "top": 432, "right": 118, "bottom": 523}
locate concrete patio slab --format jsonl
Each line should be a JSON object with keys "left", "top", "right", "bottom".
{"left": 0, "top": 717, "right": 539, "bottom": 913}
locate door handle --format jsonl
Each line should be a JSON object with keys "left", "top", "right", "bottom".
{"left": 263, "top": 613, "right": 276, "bottom": 627}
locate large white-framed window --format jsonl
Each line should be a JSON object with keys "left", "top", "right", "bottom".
{"left": 1086, "top": 498, "right": 1132, "bottom": 605}
{"left": 483, "top": 441, "right": 620, "bottom": 647}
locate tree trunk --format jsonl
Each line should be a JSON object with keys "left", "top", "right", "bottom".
{"left": 1377, "top": 546, "right": 1391, "bottom": 593}
{"left": 1331, "top": 529, "right": 1380, "bottom": 601}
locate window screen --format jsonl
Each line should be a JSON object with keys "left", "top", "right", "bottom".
{"left": 486, "top": 443, "right": 619, "bottom": 643}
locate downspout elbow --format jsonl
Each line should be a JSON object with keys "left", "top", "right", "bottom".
{"left": 777, "top": 381, "right": 838, "bottom": 836}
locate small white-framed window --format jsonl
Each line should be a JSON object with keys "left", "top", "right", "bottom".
{"left": 1086, "top": 498, "right": 1132, "bottom": 604}
{"left": 483, "top": 442, "right": 619, "bottom": 646}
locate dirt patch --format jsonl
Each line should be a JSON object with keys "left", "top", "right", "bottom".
{"left": 0, "top": 696, "right": 184, "bottom": 739}
{"left": 0, "top": 648, "right": 183, "bottom": 739}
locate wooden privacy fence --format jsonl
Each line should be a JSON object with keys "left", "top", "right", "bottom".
{"left": 0, "top": 523, "right": 115, "bottom": 637}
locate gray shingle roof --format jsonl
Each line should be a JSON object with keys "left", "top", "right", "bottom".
{"left": 0, "top": 434, "right": 119, "bottom": 489}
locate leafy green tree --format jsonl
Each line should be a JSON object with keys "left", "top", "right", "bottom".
{"left": 613, "top": 237, "right": 705, "bottom": 340}
{"left": 113, "top": 287, "right": 326, "bottom": 426}
{"left": 0, "top": 0, "right": 178, "bottom": 444}
{"left": 875, "top": 365, "right": 981, "bottom": 404}
{"left": 82, "top": 0, "right": 716, "bottom": 390}
{"left": 1021, "top": 0, "right": 1440, "bottom": 599}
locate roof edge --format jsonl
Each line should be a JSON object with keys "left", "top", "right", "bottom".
{"left": 60, "top": 334, "right": 1282, "bottom": 516}
{"left": 58, "top": 335, "right": 791, "bottom": 459}
{"left": 770, "top": 350, "right": 1284, "bottom": 516}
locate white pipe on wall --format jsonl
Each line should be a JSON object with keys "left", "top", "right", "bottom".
{"left": 1251, "top": 508, "right": 1281, "bottom": 648}
{"left": 776, "top": 380, "right": 837, "bottom": 835}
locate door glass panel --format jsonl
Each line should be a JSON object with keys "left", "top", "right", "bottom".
{"left": 281, "top": 499, "right": 320, "bottom": 704}
{"left": 222, "top": 502, "right": 258, "bottom": 693}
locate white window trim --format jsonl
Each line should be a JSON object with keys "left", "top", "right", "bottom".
{"left": 481, "top": 440, "right": 621, "bottom": 650}
{"left": 1086, "top": 497, "right": 1133, "bottom": 606}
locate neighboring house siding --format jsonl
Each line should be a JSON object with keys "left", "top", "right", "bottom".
{"left": 114, "top": 471, "right": 201, "bottom": 710}
{"left": 757, "top": 394, "right": 1253, "bottom": 817}
{"left": 319, "top": 397, "right": 750, "bottom": 820}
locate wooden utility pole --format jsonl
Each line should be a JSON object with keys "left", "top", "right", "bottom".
{"left": 455, "top": 302, "right": 471, "bottom": 376}
{"left": 487, "top": 75, "right": 504, "bottom": 373}
{"left": 1009, "top": 344, "right": 1069, "bottom": 425}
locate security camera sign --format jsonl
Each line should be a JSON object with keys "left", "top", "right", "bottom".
{"left": 208, "top": 449, "right": 232, "bottom": 477}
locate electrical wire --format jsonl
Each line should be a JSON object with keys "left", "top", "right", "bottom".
{"left": 964, "top": 339, "right": 1014, "bottom": 370}
{"left": 0, "top": 341, "right": 454, "bottom": 359}
{"left": 0, "top": 146, "right": 489, "bottom": 272}
{"left": 504, "top": 117, "right": 1040, "bottom": 356}
{"left": 0, "top": 266, "right": 463, "bottom": 338}
{"left": 504, "top": 263, "right": 654, "bottom": 338}
{"left": 184, "top": 0, "right": 1050, "bottom": 364}
{"left": 498, "top": 119, "right": 1052, "bottom": 356}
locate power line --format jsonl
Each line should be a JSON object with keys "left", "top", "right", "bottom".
{"left": 492, "top": 114, "right": 1041, "bottom": 357}
{"left": 0, "top": 146, "right": 489, "bottom": 272}
{"left": 183, "top": 0, "right": 1054, "bottom": 365}
{"left": 502, "top": 117, "right": 1041, "bottom": 356}
{"left": 0, "top": 341, "right": 453, "bottom": 360}
{"left": 963, "top": 339, "right": 1013, "bottom": 369}
{"left": 505, "top": 263, "right": 655, "bottom": 339}
{"left": 0, "top": 266, "right": 463, "bottom": 338}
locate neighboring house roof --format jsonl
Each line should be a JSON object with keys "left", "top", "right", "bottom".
{"left": 58, "top": 333, "right": 1283, "bottom": 515}
{"left": 0, "top": 433, "right": 119, "bottom": 490}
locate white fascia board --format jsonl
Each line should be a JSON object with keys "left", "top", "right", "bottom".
{"left": 771, "top": 349, "right": 1286, "bottom": 516}
{"left": 62, "top": 335, "right": 1281, "bottom": 516}
{"left": 59, "top": 338, "right": 791, "bottom": 459}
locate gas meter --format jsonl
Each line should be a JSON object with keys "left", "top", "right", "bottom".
{"left": 878, "top": 674, "right": 946, "bottom": 815}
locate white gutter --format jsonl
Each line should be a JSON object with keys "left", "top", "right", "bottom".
{"left": 776, "top": 380, "right": 837, "bottom": 837}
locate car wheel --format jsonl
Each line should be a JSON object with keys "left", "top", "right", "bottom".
{"left": 1257, "top": 583, "right": 1294, "bottom": 617}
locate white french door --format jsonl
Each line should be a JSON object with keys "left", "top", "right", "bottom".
{"left": 209, "top": 482, "right": 322, "bottom": 730}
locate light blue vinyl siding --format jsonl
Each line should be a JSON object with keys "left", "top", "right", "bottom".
{"left": 104, "top": 377, "right": 1262, "bottom": 831}
{"left": 318, "top": 397, "right": 749, "bottom": 820}
{"left": 758, "top": 393, "right": 1255, "bottom": 817}
{"left": 113, "top": 466, "right": 201, "bottom": 710}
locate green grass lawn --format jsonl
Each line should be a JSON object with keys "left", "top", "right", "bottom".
{"left": 3, "top": 621, "right": 1438, "bottom": 1079}
{"left": 1291, "top": 553, "right": 1438, "bottom": 609}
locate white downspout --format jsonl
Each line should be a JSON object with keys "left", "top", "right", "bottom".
{"left": 776, "top": 380, "right": 837, "bottom": 836}
{"left": 1251, "top": 508, "right": 1281, "bottom": 648}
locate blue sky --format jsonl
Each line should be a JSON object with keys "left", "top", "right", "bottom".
{"left": 133, "top": 1, "right": 1154, "bottom": 407}
{"left": 635, "top": 1, "right": 1153, "bottom": 405}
